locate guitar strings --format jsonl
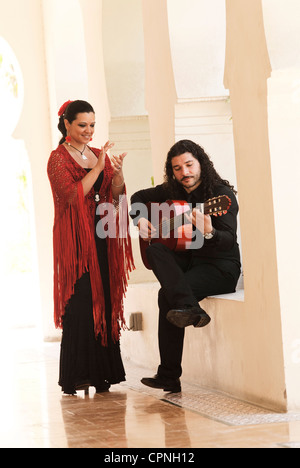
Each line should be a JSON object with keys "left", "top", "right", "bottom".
{"left": 148, "top": 196, "right": 229, "bottom": 234}
{"left": 152, "top": 210, "right": 192, "bottom": 234}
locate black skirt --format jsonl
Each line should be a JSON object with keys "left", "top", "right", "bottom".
{"left": 59, "top": 171, "right": 125, "bottom": 394}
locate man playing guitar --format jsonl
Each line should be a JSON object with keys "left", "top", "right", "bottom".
{"left": 130, "top": 140, "right": 241, "bottom": 393}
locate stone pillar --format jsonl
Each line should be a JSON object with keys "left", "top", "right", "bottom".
{"left": 142, "top": 0, "right": 177, "bottom": 184}
{"left": 262, "top": 0, "right": 300, "bottom": 410}
{"left": 224, "top": 0, "right": 286, "bottom": 410}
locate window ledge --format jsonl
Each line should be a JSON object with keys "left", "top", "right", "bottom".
{"left": 207, "top": 275, "right": 244, "bottom": 302}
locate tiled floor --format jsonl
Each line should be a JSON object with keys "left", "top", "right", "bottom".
{"left": 1, "top": 328, "right": 300, "bottom": 449}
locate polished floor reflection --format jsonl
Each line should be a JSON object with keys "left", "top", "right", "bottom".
{"left": 1, "top": 328, "right": 300, "bottom": 448}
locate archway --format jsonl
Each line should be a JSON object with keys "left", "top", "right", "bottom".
{"left": 0, "top": 37, "right": 40, "bottom": 329}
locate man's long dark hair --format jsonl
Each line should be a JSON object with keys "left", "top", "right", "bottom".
{"left": 164, "top": 140, "right": 237, "bottom": 200}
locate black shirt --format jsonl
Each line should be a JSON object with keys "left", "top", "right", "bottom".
{"left": 130, "top": 182, "right": 241, "bottom": 275}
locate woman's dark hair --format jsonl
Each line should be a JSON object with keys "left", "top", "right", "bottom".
{"left": 58, "top": 100, "right": 95, "bottom": 144}
{"left": 164, "top": 139, "right": 237, "bottom": 199}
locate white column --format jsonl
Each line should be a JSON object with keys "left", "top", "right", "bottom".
{"left": 262, "top": 0, "right": 300, "bottom": 409}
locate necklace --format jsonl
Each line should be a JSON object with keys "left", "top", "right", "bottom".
{"left": 67, "top": 142, "right": 88, "bottom": 160}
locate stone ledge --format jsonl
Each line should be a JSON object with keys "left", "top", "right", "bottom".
{"left": 128, "top": 275, "right": 245, "bottom": 303}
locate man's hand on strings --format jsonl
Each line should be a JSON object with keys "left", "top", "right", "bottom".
{"left": 137, "top": 218, "right": 157, "bottom": 240}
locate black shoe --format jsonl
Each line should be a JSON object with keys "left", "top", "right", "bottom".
{"left": 96, "top": 382, "right": 111, "bottom": 393}
{"left": 193, "top": 312, "right": 211, "bottom": 328}
{"left": 76, "top": 381, "right": 90, "bottom": 395}
{"left": 141, "top": 374, "right": 181, "bottom": 393}
{"left": 166, "top": 306, "right": 211, "bottom": 328}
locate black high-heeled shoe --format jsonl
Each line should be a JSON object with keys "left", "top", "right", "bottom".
{"left": 76, "top": 382, "right": 90, "bottom": 395}
{"left": 63, "top": 391, "right": 77, "bottom": 396}
{"left": 95, "top": 382, "right": 111, "bottom": 393}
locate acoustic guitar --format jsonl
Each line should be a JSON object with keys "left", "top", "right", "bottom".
{"left": 139, "top": 195, "right": 231, "bottom": 269}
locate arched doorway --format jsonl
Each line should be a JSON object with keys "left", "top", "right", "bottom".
{"left": 0, "top": 37, "right": 40, "bottom": 330}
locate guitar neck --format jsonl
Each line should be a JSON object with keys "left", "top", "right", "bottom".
{"left": 155, "top": 196, "right": 230, "bottom": 235}
{"left": 169, "top": 203, "right": 206, "bottom": 232}
{"left": 164, "top": 202, "right": 211, "bottom": 234}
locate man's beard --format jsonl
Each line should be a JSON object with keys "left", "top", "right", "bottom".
{"left": 180, "top": 175, "right": 201, "bottom": 190}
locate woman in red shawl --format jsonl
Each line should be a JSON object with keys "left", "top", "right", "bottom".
{"left": 47, "top": 100, "right": 134, "bottom": 395}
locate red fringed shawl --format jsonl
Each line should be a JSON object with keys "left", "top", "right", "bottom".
{"left": 47, "top": 144, "right": 135, "bottom": 345}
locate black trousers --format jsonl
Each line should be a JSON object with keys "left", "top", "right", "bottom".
{"left": 146, "top": 243, "right": 240, "bottom": 379}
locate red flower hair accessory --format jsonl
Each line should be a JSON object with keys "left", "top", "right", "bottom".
{"left": 58, "top": 100, "right": 73, "bottom": 117}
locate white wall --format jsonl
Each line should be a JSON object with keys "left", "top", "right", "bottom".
{"left": 168, "top": 0, "right": 228, "bottom": 99}
{"left": 102, "top": 0, "right": 146, "bottom": 118}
